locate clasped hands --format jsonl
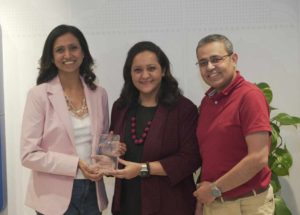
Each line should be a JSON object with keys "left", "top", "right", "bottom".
{"left": 78, "top": 141, "right": 126, "bottom": 181}
{"left": 92, "top": 156, "right": 143, "bottom": 180}
{"left": 193, "top": 181, "right": 216, "bottom": 204}
{"left": 193, "top": 181, "right": 217, "bottom": 215}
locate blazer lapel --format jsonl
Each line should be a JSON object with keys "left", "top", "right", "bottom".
{"left": 115, "top": 107, "right": 128, "bottom": 142}
{"left": 83, "top": 82, "right": 97, "bottom": 136}
{"left": 82, "top": 81, "right": 102, "bottom": 156}
{"left": 47, "top": 76, "right": 75, "bottom": 145}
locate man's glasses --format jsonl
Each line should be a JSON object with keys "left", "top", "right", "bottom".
{"left": 196, "top": 53, "right": 233, "bottom": 68}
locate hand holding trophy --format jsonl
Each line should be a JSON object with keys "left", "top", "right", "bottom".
{"left": 92, "top": 133, "right": 126, "bottom": 175}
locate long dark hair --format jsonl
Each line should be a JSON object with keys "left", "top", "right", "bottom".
{"left": 117, "top": 41, "right": 182, "bottom": 108}
{"left": 37, "top": 24, "right": 96, "bottom": 90}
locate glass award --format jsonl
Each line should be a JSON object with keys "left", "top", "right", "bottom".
{"left": 97, "top": 134, "right": 120, "bottom": 171}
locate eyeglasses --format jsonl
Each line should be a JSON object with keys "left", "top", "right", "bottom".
{"left": 196, "top": 53, "right": 233, "bottom": 68}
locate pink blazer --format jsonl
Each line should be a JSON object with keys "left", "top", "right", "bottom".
{"left": 20, "top": 76, "right": 109, "bottom": 215}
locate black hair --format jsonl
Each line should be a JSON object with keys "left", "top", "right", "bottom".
{"left": 117, "top": 41, "right": 181, "bottom": 108}
{"left": 37, "top": 24, "right": 96, "bottom": 90}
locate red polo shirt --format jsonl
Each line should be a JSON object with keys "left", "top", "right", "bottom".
{"left": 196, "top": 72, "right": 271, "bottom": 198}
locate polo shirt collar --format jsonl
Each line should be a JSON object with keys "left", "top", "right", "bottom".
{"left": 205, "top": 71, "right": 244, "bottom": 99}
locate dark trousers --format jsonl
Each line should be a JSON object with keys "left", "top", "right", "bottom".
{"left": 37, "top": 179, "right": 101, "bottom": 215}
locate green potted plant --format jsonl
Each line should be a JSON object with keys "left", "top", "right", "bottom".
{"left": 257, "top": 82, "right": 300, "bottom": 215}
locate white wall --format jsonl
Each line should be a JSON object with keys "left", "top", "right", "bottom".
{"left": 0, "top": 0, "right": 299, "bottom": 214}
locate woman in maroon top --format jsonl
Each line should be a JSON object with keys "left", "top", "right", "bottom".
{"left": 108, "top": 41, "right": 201, "bottom": 215}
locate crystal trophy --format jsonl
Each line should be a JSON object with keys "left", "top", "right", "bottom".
{"left": 97, "top": 134, "right": 120, "bottom": 171}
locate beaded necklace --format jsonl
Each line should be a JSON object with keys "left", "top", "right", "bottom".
{"left": 130, "top": 117, "right": 152, "bottom": 144}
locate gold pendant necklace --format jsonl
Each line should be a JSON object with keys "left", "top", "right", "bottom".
{"left": 65, "top": 95, "right": 88, "bottom": 119}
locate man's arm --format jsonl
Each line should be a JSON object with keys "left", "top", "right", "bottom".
{"left": 194, "top": 131, "right": 270, "bottom": 203}
{"left": 215, "top": 131, "right": 269, "bottom": 192}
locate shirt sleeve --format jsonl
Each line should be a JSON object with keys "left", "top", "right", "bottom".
{"left": 239, "top": 88, "right": 271, "bottom": 136}
{"left": 20, "top": 87, "right": 79, "bottom": 177}
{"left": 159, "top": 99, "right": 201, "bottom": 186}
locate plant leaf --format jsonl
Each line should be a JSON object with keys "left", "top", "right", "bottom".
{"left": 270, "top": 106, "right": 277, "bottom": 111}
{"left": 271, "top": 122, "right": 280, "bottom": 133}
{"left": 271, "top": 147, "right": 293, "bottom": 176}
{"left": 256, "top": 82, "right": 270, "bottom": 89}
{"left": 274, "top": 195, "right": 292, "bottom": 215}
{"left": 256, "top": 82, "right": 273, "bottom": 104}
{"left": 271, "top": 173, "right": 281, "bottom": 193}
{"left": 268, "top": 153, "right": 276, "bottom": 168}
{"left": 272, "top": 113, "right": 300, "bottom": 127}
{"left": 270, "top": 123, "right": 280, "bottom": 152}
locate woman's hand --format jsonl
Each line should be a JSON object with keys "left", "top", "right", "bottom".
{"left": 108, "top": 131, "right": 127, "bottom": 157}
{"left": 195, "top": 200, "right": 203, "bottom": 215}
{"left": 193, "top": 181, "right": 215, "bottom": 204}
{"left": 91, "top": 155, "right": 116, "bottom": 174}
{"left": 78, "top": 159, "right": 103, "bottom": 181}
{"left": 108, "top": 158, "right": 142, "bottom": 179}
{"left": 117, "top": 142, "right": 127, "bottom": 156}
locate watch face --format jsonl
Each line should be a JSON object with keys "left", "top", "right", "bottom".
{"left": 140, "top": 170, "right": 148, "bottom": 177}
{"left": 211, "top": 186, "right": 222, "bottom": 197}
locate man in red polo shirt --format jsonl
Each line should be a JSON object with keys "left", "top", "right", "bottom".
{"left": 193, "top": 34, "right": 275, "bottom": 215}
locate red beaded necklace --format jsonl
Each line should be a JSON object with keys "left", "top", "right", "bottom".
{"left": 130, "top": 116, "right": 152, "bottom": 144}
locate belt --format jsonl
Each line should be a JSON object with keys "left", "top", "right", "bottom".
{"left": 217, "top": 185, "right": 269, "bottom": 202}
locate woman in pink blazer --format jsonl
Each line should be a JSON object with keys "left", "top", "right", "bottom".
{"left": 20, "top": 25, "right": 110, "bottom": 215}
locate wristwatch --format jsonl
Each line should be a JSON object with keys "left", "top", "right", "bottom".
{"left": 139, "top": 162, "right": 150, "bottom": 178}
{"left": 211, "top": 183, "right": 222, "bottom": 198}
